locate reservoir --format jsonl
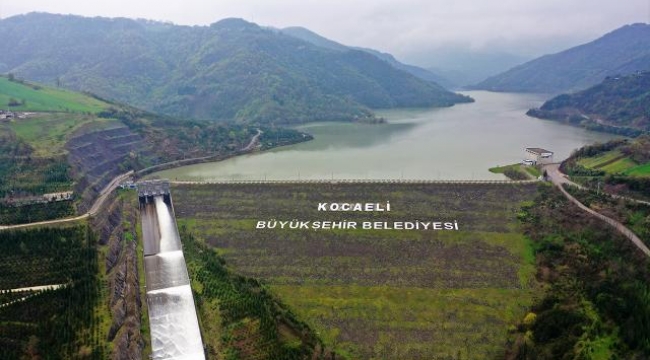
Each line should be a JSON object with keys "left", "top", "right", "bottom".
{"left": 153, "top": 91, "right": 619, "bottom": 181}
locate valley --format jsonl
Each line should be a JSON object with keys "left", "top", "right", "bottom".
{"left": 0, "top": 8, "right": 649, "bottom": 360}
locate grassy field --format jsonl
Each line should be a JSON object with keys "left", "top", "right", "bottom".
{"left": 489, "top": 163, "right": 537, "bottom": 180}
{"left": 0, "top": 76, "right": 108, "bottom": 113}
{"left": 577, "top": 150, "right": 625, "bottom": 168}
{"left": 624, "top": 162, "right": 650, "bottom": 176}
{"left": 577, "top": 150, "right": 643, "bottom": 175}
{"left": 8, "top": 113, "right": 119, "bottom": 155}
{"left": 173, "top": 182, "right": 539, "bottom": 359}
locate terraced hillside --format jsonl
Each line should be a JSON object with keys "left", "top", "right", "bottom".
{"left": 67, "top": 123, "right": 149, "bottom": 212}
{"left": 0, "top": 76, "right": 309, "bottom": 224}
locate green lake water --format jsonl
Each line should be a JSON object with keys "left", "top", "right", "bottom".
{"left": 153, "top": 91, "right": 619, "bottom": 181}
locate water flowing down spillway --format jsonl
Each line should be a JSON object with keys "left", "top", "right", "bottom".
{"left": 155, "top": 197, "right": 183, "bottom": 253}
{"left": 141, "top": 195, "right": 205, "bottom": 360}
{"left": 148, "top": 285, "right": 204, "bottom": 360}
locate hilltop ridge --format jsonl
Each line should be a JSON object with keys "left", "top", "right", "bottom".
{"left": 0, "top": 13, "right": 471, "bottom": 125}
{"left": 474, "top": 23, "right": 650, "bottom": 93}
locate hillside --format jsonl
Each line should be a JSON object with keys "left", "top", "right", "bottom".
{"left": 474, "top": 23, "right": 650, "bottom": 93}
{"left": 527, "top": 71, "right": 650, "bottom": 135}
{"left": 560, "top": 136, "right": 650, "bottom": 199}
{"left": 0, "top": 13, "right": 471, "bottom": 125}
{"left": 280, "top": 26, "right": 454, "bottom": 88}
{"left": 0, "top": 75, "right": 114, "bottom": 222}
{"left": 0, "top": 76, "right": 309, "bottom": 223}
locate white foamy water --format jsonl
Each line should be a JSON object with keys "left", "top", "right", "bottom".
{"left": 154, "top": 196, "right": 182, "bottom": 253}
{"left": 144, "top": 251, "right": 190, "bottom": 291}
{"left": 143, "top": 196, "right": 205, "bottom": 360}
{"left": 147, "top": 285, "right": 205, "bottom": 360}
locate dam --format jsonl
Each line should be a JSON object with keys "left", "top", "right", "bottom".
{"left": 139, "top": 180, "right": 205, "bottom": 360}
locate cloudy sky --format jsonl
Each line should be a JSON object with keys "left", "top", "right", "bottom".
{"left": 2, "top": 0, "right": 649, "bottom": 66}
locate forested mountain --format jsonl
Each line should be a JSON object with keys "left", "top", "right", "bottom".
{"left": 527, "top": 71, "right": 650, "bottom": 135}
{"left": 474, "top": 23, "right": 650, "bottom": 94}
{"left": 280, "top": 26, "right": 454, "bottom": 88}
{"left": 0, "top": 13, "right": 471, "bottom": 125}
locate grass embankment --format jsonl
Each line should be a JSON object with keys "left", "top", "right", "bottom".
{"left": 0, "top": 223, "right": 109, "bottom": 359}
{"left": 173, "top": 182, "right": 539, "bottom": 359}
{"left": 489, "top": 163, "right": 540, "bottom": 180}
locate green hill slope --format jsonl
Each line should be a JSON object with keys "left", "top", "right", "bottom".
{"left": 0, "top": 76, "right": 310, "bottom": 224}
{"left": 474, "top": 23, "right": 650, "bottom": 93}
{"left": 527, "top": 71, "right": 650, "bottom": 135}
{"left": 0, "top": 75, "right": 108, "bottom": 113}
{"left": 0, "top": 13, "right": 471, "bottom": 125}
{"left": 280, "top": 26, "right": 454, "bottom": 88}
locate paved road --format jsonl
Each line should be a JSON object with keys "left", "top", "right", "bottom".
{"left": 543, "top": 163, "right": 650, "bottom": 257}
{"left": 544, "top": 163, "right": 650, "bottom": 205}
{"left": 135, "top": 129, "right": 263, "bottom": 177}
{"left": 88, "top": 171, "right": 134, "bottom": 216}
{"left": 543, "top": 163, "right": 573, "bottom": 187}
{"left": 0, "top": 171, "right": 134, "bottom": 231}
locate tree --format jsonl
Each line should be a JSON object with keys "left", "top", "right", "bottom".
{"left": 23, "top": 335, "right": 42, "bottom": 360}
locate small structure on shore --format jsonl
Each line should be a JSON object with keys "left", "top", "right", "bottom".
{"left": 524, "top": 147, "right": 554, "bottom": 165}
{"left": 137, "top": 179, "right": 171, "bottom": 204}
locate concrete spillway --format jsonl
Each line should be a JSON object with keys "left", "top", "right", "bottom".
{"left": 141, "top": 195, "right": 205, "bottom": 360}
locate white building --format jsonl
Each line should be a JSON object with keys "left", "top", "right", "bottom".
{"left": 524, "top": 148, "right": 554, "bottom": 165}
